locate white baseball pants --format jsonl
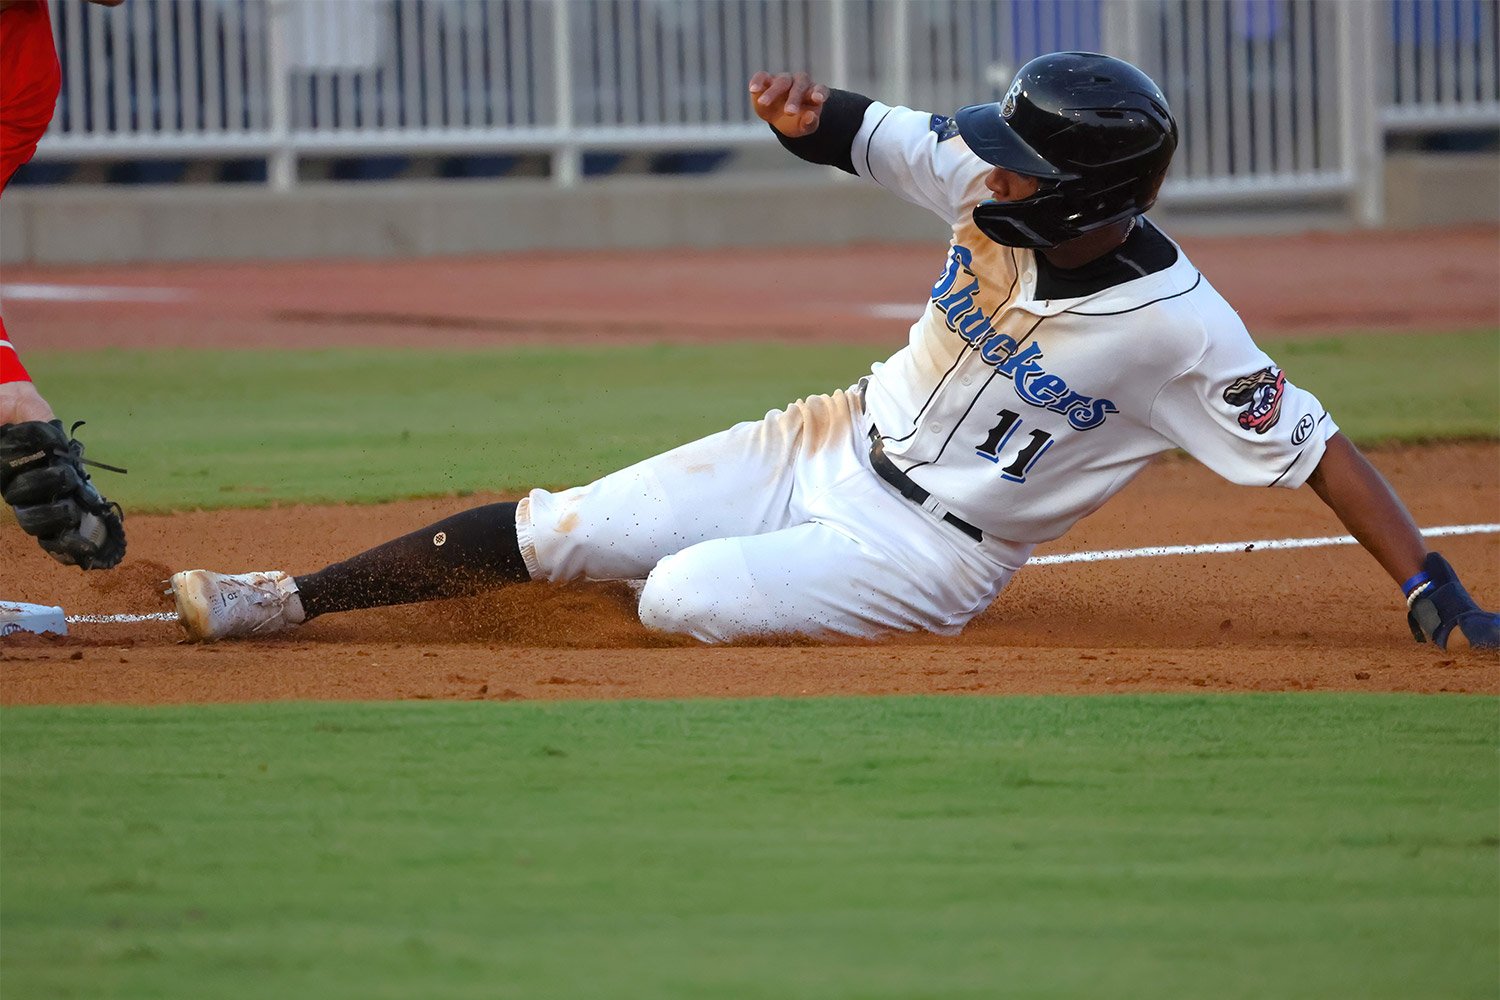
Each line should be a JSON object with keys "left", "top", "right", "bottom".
{"left": 516, "top": 387, "right": 1032, "bottom": 642}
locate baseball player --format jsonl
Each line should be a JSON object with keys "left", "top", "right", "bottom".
{"left": 2, "top": 0, "right": 128, "bottom": 570}
{"left": 169, "top": 52, "right": 1499, "bottom": 651}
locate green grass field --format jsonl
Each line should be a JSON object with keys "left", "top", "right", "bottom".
{"left": 5, "top": 329, "right": 1498, "bottom": 998}
{"left": 3, "top": 696, "right": 1496, "bottom": 1000}
{"left": 22, "top": 329, "right": 1499, "bottom": 511}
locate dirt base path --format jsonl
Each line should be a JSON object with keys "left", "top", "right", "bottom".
{"left": 4, "top": 226, "right": 1497, "bottom": 351}
{"left": 2, "top": 227, "right": 1497, "bottom": 704}
{"left": 4, "top": 442, "right": 1495, "bottom": 705}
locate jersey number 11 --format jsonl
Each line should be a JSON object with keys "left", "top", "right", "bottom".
{"left": 975, "top": 409, "right": 1053, "bottom": 483}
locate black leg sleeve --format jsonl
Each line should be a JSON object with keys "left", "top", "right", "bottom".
{"left": 294, "top": 501, "right": 529, "bottom": 619}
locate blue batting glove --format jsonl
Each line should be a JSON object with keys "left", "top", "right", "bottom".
{"left": 1406, "top": 552, "right": 1500, "bottom": 651}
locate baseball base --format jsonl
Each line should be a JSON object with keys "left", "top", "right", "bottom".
{"left": 0, "top": 602, "right": 69, "bottom": 637}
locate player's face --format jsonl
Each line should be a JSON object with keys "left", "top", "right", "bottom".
{"left": 983, "top": 166, "right": 1041, "bottom": 202}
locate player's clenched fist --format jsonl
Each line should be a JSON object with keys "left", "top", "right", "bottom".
{"left": 749, "top": 71, "right": 828, "bottom": 138}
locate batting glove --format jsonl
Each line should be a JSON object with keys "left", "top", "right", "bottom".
{"left": 1406, "top": 552, "right": 1500, "bottom": 651}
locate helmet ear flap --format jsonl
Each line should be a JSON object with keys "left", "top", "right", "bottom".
{"left": 972, "top": 189, "right": 1073, "bottom": 250}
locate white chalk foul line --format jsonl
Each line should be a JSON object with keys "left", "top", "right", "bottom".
{"left": 1, "top": 282, "right": 192, "bottom": 304}
{"left": 864, "top": 303, "right": 925, "bottom": 321}
{"left": 65, "top": 611, "right": 179, "bottom": 625}
{"left": 60, "top": 523, "right": 1500, "bottom": 624}
{"left": 1027, "top": 522, "right": 1500, "bottom": 566}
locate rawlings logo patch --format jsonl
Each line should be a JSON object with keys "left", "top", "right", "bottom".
{"left": 1223, "top": 367, "right": 1286, "bottom": 434}
{"left": 1291, "top": 413, "right": 1315, "bottom": 446}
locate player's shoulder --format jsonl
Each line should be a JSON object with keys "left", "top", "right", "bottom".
{"left": 1141, "top": 236, "right": 1276, "bottom": 378}
{"left": 1123, "top": 222, "right": 1246, "bottom": 331}
{"left": 1065, "top": 241, "right": 1230, "bottom": 369}
{"left": 1059, "top": 233, "right": 1205, "bottom": 324}
{"left": 858, "top": 100, "right": 992, "bottom": 212}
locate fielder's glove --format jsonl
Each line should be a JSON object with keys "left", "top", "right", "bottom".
{"left": 0, "top": 419, "right": 127, "bottom": 570}
{"left": 1406, "top": 551, "right": 1500, "bottom": 651}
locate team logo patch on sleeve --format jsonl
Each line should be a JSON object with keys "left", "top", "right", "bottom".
{"left": 929, "top": 114, "right": 961, "bottom": 141}
{"left": 1223, "top": 367, "right": 1286, "bottom": 434}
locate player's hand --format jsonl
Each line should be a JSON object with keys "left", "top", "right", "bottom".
{"left": 748, "top": 71, "right": 828, "bottom": 138}
{"left": 1407, "top": 552, "right": 1500, "bottom": 651}
{"left": 0, "top": 418, "right": 127, "bottom": 570}
{"left": 0, "top": 382, "right": 56, "bottom": 425}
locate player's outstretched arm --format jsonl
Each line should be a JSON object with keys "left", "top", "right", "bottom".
{"left": 2, "top": 321, "right": 58, "bottom": 423}
{"left": 748, "top": 72, "right": 880, "bottom": 180}
{"left": 1306, "top": 432, "right": 1499, "bottom": 650}
{"left": 1305, "top": 433, "right": 1426, "bottom": 584}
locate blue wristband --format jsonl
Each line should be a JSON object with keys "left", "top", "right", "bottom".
{"left": 1401, "top": 570, "right": 1431, "bottom": 599}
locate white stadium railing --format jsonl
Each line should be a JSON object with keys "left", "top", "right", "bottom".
{"left": 33, "top": 0, "right": 1500, "bottom": 221}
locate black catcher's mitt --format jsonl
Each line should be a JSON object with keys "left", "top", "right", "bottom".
{"left": 0, "top": 420, "right": 126, "bottom": 570}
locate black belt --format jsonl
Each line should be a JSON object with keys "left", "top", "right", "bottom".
{"left": 867, "top": 425, "right": 983, "bottom": 542}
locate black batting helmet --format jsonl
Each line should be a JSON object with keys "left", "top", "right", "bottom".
{"left": 955, "top": 51, "right": 1177, "bottom": 250}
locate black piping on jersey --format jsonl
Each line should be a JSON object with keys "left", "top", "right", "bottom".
{"left": 861, "top": 107, "right": 895, "bottom": 186}
{"left": 1061, "top": 271, "right": 1204, "bottom": 316}
{"left": 901, "top": 314, "right": 1050, "bottom": 473}
{"left": 883, "top": 246, "right": 1022, "bottom": 446}
{"left": 1268, "top": 412, "right": 1330, "bottom": 487}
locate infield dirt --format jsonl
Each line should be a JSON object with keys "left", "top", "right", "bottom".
{"left": 2, "top": 227, "right": 1497, "bottom": 705}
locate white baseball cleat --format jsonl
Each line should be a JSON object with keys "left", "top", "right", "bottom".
{"left": 169, "top": 569, "right": 307, "bottom": 642}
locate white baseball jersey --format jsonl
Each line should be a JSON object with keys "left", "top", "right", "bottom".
{"left": 516, "top": 101, "right": 1337, "bottom": 641}
{"left": 854, "top": 100, "right": 1337, "bottom": 545}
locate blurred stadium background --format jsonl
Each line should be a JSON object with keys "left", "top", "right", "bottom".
{"left": 1, "top": 0, "right": 1497, "bottom": 263}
